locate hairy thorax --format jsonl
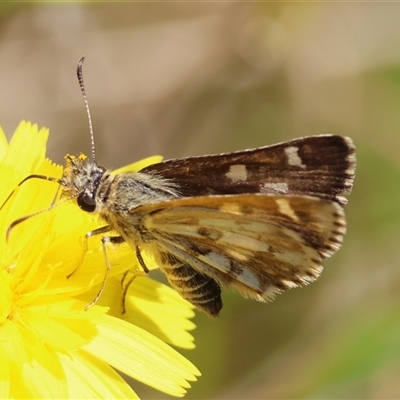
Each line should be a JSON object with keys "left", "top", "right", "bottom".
{"left": 96, "top": 171, "right": 180, "bottom": 240}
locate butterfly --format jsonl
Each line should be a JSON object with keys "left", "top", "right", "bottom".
{"left": 10, "top": 57, "right": 357, "bottom": 316}
{"left": 63, "top": 109, "right": 355, "bottom": 316}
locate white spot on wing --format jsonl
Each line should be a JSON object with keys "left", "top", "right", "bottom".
{"left": 207, "top": 251, "right": 231, "bottom": 269}
{"left": 284, "top": 146, "right": 306, "bottom": 169}
{"left": 261, "top": 182, "right": 289, "bottom": 194}
{"left": 240, "top": 268, "right": 263, "bottom": 290}
{"left": 226, "top": 164, "right": 248, "bottom": 183}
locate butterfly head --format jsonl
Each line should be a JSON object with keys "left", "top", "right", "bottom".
{"left": 61, "top": 154, "right": 107, "bottom": 213}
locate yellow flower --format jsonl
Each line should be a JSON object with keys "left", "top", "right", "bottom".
{"left": 0, "top": 121, "right": 200, "bottom": 398}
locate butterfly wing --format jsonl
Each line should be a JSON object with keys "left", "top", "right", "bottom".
{"left": 140, "top": 135, "right": 356, "bottom": 205}
{"left": 134, "top": 194, "right": 346, "bottom": 316}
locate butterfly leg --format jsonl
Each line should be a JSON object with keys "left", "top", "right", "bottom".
{"left": 136, "top": 245, "right": 149, "bottom": 273}
{"left": 119, "top": 246, "right": 149, "bottom": 314}
{"left": 67, "top": 225, "right": 112, "bottom": 279}
{"left": 84, "top": 234, "right": 125, "bottom": 310}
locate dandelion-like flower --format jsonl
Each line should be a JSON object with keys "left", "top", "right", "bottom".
{"left": 0, "top": 121, "right": 200, "bottom": 398}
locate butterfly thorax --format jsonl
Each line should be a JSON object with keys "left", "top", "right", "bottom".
{"left": 95, "top": 171, "right": 180, "bottom": 242}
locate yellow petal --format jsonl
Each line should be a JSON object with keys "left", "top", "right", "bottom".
{"left": 0, "top": 350, "right": 10, "bottom": 398}
{"left": 19, "top": 341, "right": 67, "bottom": 399}
{"left": 124, "top": 277, "right": 196, "bottom": 349}
{"left": 112, "top": 155, "right": 163, "bottom": 174}
{"left": 5, "top": 121, "right": 48, "bottom": 177}
{"left": 0, "top": 125, "right": 8, "bottom": 161}
{"left": 60, "top": 351, "right": 139, "bottom": 399}
{"left": 0, "top": 320, "right": 30, "bottom": 364}
{"left": 84, "top": 315, "right": 200, "bottom": 397}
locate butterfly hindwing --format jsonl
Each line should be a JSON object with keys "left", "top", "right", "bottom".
{"left": 133, "top": 193, "right": 346, "bottom": 316}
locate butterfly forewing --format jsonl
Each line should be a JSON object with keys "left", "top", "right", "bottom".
{"left": 141, "top": 135, "right": 356, "bottom": 205}
{"left": 134, "top": 194, "right": 346, "bottom": 316}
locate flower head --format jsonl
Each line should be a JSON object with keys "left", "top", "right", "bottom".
{"left": 0, "top": 121, "right": 200, "bottom": 398}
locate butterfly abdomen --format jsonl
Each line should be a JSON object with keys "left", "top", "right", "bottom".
{"left": 158, "top": 250, "right": 223, "bottom": 317}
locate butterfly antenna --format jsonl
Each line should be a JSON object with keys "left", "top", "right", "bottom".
{"left": 6, "top": 193, "right": 79, "bottom": 242}
{"left": 1, "top": 174, "right": 62, "bottom": 212}
{"left": 77, "top": 56, "right": 97, "bottom": 165}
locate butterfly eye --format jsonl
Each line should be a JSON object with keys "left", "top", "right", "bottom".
{"left": 77, "top": 192, "right": 96, "bottom": 212}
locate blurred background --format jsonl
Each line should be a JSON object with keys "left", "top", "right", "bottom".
{"left": 1, "top": 2, "right": 400, "bottom": 399}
